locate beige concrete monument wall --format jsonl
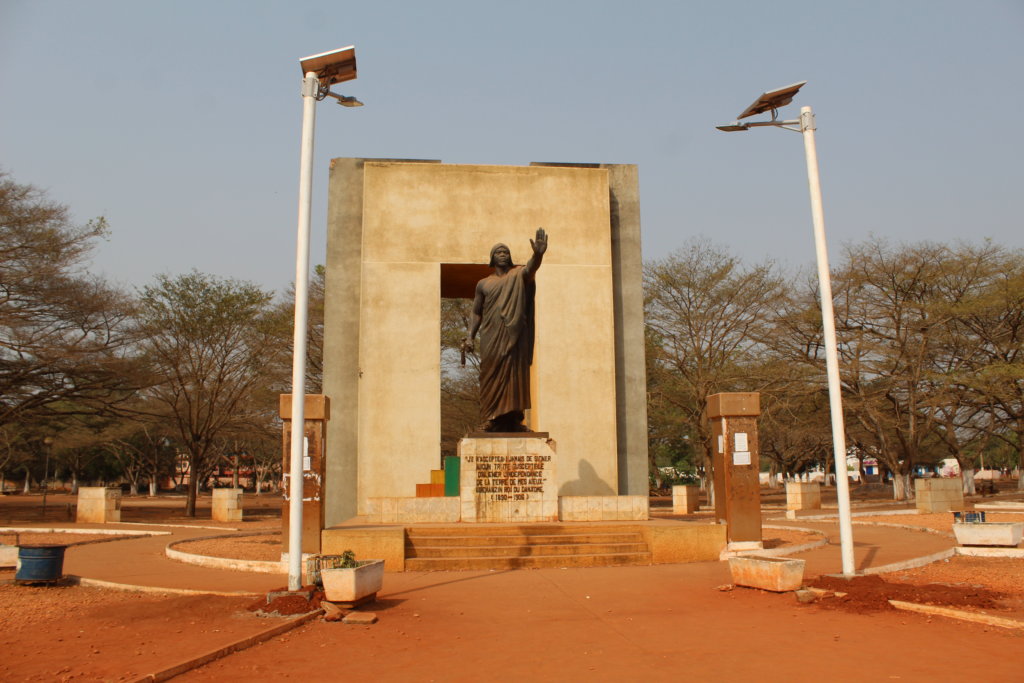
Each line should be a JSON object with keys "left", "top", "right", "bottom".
{"left": 322, "top": 160, "right": 648, "bottom": 523}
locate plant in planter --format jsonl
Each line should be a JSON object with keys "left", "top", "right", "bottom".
{"left": 315, "top": 550, "right": 385, "bottom": 605}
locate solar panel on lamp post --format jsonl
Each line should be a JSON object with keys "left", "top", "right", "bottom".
{"left": 716, "top": 82, "right": 856, "bottom": 577}
{"left": 288, "top": 45, "right": 360, "bottom": 592}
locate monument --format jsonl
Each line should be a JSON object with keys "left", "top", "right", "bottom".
{"left": 316, "top": 160, "right": 725, "bottom": 567}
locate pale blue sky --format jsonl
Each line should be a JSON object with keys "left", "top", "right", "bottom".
{"left": 2, "top": 1, "right": 1022, "bottom": 294}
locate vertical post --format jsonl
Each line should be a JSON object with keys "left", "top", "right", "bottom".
{"left": 800, "top": 105, "right": 856, "bottom": 576}
{"left": 707, "top": 392, "right": 762, "bottom": 550}
{"left": 288, "top": 71, "right": 319, "bottom": 591}
{"left": 281, "top": 395, "right": 330, "bottom": 555}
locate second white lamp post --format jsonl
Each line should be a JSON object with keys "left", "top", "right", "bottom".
{"left": 717, "top": 82, "right": 856, "bottom": 577}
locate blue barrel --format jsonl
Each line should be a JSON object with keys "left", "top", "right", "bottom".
{"left": 15, "top": 545, "right": 67, "bottom": 583}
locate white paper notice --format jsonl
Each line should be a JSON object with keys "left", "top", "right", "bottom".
{"left": 734, "top": 432, "right": 748, "bottom": 451}
{"left": 733, "top": 451, "right": 751, "bottom": 466}
{"left": 303, "top": 456, "right": 311, "bottom": 471}
{"left": 717, "top": 435, "right": 724, "bottom": 454}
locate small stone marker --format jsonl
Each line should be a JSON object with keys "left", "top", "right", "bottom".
{"left": 343, "top": 612, "right": 378, "bottom": 625}
{"left": 322, "top": 601, "right": 346, "bottom": 622}
{"left": 76, "top": 487, "right": 121, "bottom": 523}
{"left": 212, "top": 488, "right": 243, "bottom": 522}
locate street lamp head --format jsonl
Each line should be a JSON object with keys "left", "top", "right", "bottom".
{"left": 335, "top": 94, "right": 363, "bottom": 107}
{"left": 299, "top": 45, "right": 357, "bottom": 86}
{"left": 736, "top": 81, "right": 807, "bottom": 120}
{"left": 716, "top": 121, "right": 750, "bottom": 132}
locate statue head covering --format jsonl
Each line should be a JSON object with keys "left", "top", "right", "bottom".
{"left": 489, "top": 243, "right": 513, "bottom": 267}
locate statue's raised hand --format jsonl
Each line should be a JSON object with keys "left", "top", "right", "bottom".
{"left": 530, "top": 227, "right": 548, "bottom": 255}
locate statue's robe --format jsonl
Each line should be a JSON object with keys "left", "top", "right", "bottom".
{"left": 477, "top": 265, "right": 535, "bottom": 421}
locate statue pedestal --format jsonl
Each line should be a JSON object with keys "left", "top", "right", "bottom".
{"left": 459, "top": 435, "right": 558, "bottom": 523}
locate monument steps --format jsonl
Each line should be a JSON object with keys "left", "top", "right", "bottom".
{"left": 408, "top": 542, "right": 649, "bottom": 559}
{"left": 402, "top": 523, "right": 640, "bottom": 537}
{"left": 406, "top": 532, "right": 644, "bottom": 548}
{"left": 404, "top": 552, "right": 652, "bottom": 571}
{"left": 403, "top": 524, "right": 653, "bottom": 571}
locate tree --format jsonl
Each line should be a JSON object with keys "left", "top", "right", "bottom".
{"left": 440, "top": 298, "right": 480, "bottom": 459}
{"left": 137, "top": 271, "right": 281, "bottom": 516}
{"left": 759, "top": 388, "right": 833, "bottom": 487}
{"left": 0, "top": 173, "right": 139, "bottom": 430}
{"left": 943, "top": 246, "right": 1024, "bottom": 488}
{"left": 644, "top": 240, "right": 784, "bottom": 500}
{"left": 827, "top": 240, "right": 1024, "bottom": 498}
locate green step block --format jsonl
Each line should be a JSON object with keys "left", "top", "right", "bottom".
{"left": 444, "top": 456, "right": 460, "bottom": 497}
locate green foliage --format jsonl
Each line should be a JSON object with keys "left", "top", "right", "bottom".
{"left": 137, "top": 270, "right": 280, "bottom": 515}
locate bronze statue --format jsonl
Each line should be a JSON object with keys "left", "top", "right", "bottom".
{"left": 463, "top": 228, "right": 548, "bottom": 432}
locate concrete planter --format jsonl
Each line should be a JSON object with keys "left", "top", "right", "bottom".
{"left": 321, "top": 560, "right": 385, "bottom": 603}
{"left": 953, "top": 522, "right": 1023, "bottom": 547}
{"left": 728, "top": 555, "right": 805, "bottom": 592}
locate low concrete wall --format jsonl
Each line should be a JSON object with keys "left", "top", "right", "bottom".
{"left": 321, "top": 525, "right": 407, "bottom": 572}
{"left": 641, "top": 522, "right": 727, "bottom": 563}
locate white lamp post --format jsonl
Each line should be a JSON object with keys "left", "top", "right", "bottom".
{"left": 716, "top": 82, "right": 856, "bottom": 577}
{"left": 288, "top": 45, "right": 361, "bottom": 592}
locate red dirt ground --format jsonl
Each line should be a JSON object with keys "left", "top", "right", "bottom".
{"left": 3, "top": 491, "right": 1023, "bottom": 681}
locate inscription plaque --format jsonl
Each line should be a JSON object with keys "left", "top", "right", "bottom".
{"left": 459, "top": 437, "right": 558, "bottom": 522}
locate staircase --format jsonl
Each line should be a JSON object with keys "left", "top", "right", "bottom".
{"left": 404, "top": 524, "right": 652, "bottom": 571}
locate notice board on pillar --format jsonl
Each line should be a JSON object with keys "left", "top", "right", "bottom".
{"left": 707, "top": 392, "right": 761, "bottom": 545}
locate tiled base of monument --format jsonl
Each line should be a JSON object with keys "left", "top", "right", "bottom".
{"left": 559, "top": 496, "right": 649, "bottom": 521}
{"left": 459, "top": 436, "right": 558, "bottom": 523}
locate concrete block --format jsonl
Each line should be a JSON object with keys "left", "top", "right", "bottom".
{"left": 212, "top": 488, "right": 243, "bottom": 522}
{"left": 915, "top": 478, "right": 964, "bottom": 513}
{"left": 728, "top": 555, "right": 805, "bottom": 592}
{"left": 672, "top": 485, "right": 700, "bottom": 514}
{"left": 785, "top": 482, "right": 821, "bottom": 511}
{"left": 76, "top": 487, "right": 121, "bottom": 523}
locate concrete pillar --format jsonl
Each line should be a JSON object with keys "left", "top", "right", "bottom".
{"left": 76, "top": 487, "right": 121, "bottom": 523}
{"left": 212, "top": 488, "right": 243, "bottom": 522}
{"left": 280, "top": 394, "right": 330, "bottom": 554}
{"left": 707, "top": 393, "right": 762, "bottom": 549}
